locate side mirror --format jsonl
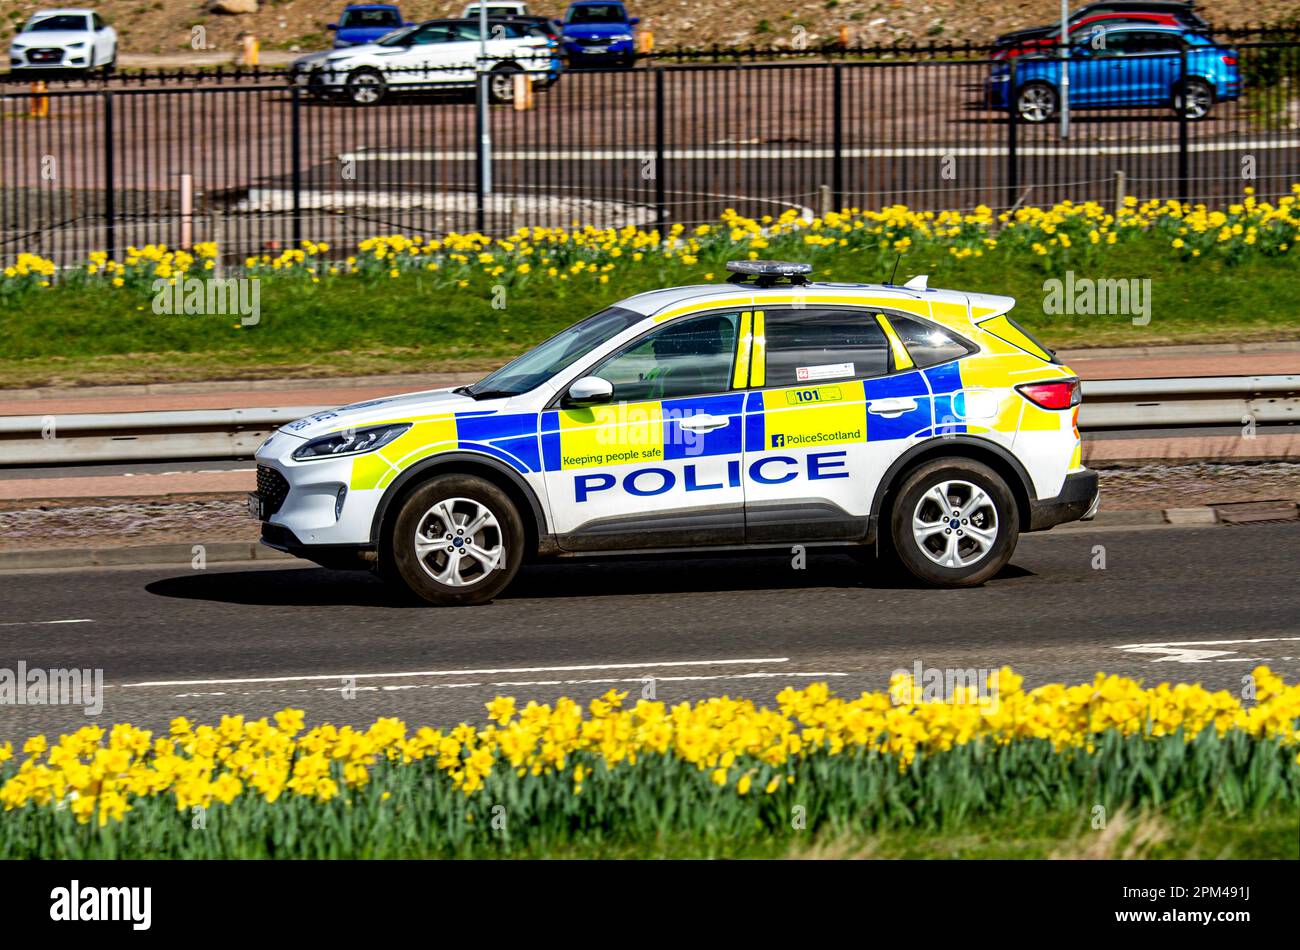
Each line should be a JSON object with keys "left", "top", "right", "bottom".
{"left": 327, "top": 23, "right": 338, "bottom": 30}
{"left": 566, "top": 376, "right": 614, "bottom": 405}
{"left": 629, "top": 17, "right": 640, "bottom": 25}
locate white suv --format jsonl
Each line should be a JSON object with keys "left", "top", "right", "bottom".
{"left": 8, "top": 8, "right": 116, "bottom": 74}
{"left": 294, "top": 17, "right": 558, "bottom": 105}
{"left": 253, "top": 262, "right": 1099, "bottom": 606}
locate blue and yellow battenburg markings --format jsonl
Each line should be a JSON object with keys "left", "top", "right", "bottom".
{"left": 348, "top": 411, "right": 542, "bottom": 490}
{"left": 344, "top": 294, "right": 1074, "bottom": 490}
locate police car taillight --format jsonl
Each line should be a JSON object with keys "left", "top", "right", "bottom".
{"left": 1016, "top": 379, "right": 1080, "bottom": 410}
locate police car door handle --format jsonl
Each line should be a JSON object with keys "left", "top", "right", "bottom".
{"left": 867, "top": 397, "right": 917, "bottom": 417}
{"left": 679, "top": 414, "right": 729, "bottom": 432}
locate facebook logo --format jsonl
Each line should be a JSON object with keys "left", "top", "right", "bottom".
{"left": 771, "top": 434, "right": 786, "bottom": 448}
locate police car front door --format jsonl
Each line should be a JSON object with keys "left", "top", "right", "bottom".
{"left": 542, "top": 311, "right": 748, "bottom": 551}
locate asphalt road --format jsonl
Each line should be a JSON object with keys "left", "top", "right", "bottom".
{"left": 2, "top": 520, "right": 1298, "bottom": 742}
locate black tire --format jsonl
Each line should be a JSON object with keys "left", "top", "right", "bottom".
{"left": 888, "top": 458, "right": 1019, "bottom": 588}
{"left": 487, "top": 62, "right": 524, "bottom": 104}
{"left": 1172, "top": 77, "right": 1214, "bottom": 120}
{"left": 346, "top": 67, "right": 387, "bottom": 106}
{"left": 1015, "top": 81, "right": 1057, "bottom": 124}
{"left": 386, "top": 474, "right": 524, "bottom": 606}
{"left": 306, "top": 69, "right": 334, "bottom": 100}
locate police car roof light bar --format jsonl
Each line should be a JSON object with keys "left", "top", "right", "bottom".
{"left": 724, "top": 259, "right": 813, "bottom": 288}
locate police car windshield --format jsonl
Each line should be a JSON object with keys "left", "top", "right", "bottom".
{"left": 463, "top": 306, "right": 643, "bottom": 398}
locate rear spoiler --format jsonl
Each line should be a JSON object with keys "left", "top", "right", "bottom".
{"left": 964, "top": 293, "right": 1016, "bottom": 323}
{"left": 964, "top": 293, "right": 1060, "bottom": 363}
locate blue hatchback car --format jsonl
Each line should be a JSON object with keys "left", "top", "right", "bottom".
{"left": 329, "top": 4, "right": 409, "bottom": 48}
{"left": 561, "top": 1, "right": 638, "bottom": 68}
{"left": 987, "top": 25, "right": 1240, "bottom": 122}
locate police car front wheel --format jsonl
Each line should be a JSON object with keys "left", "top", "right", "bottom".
{"left": 889, "top": 459, "right": 1019, "bottom": 588}
{"left": 387, "top": 475, "right": 524, "bottom": 606}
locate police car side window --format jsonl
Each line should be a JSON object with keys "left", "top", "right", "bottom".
{"left": 592, "top": 313, "right": 740, "bottom": 402}
{"left": 763, "top": 309, "right": 890, "bottom": 387}
{"left": 886, "top": 314, "right": 975, "bottom": 368}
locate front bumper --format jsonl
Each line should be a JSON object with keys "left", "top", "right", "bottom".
{"left": 260, "top": 522, "right": 375, "bottom": 570}
{"left": 1027, "top": 469, "right": 1100, "bottom": 531}
{"left": 563, "top": 40, "right": 633, "bottom": 61}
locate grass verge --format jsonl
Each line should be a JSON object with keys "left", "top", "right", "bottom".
{"left": 3, "top": 194, "right": 1299, "bottom": 387}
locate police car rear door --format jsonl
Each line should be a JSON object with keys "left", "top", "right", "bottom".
{"left": 742, "top": 306, "right": 931, "bottom": 543}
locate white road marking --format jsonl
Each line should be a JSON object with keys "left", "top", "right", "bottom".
{"left": 342, "top": 138, "right": 1300, "bottom": 163}
{"left": 0, "top": 618, "right": 94, "bottom": 627}
{"left": 1115, "top": 636, "right": 1300, "bottom": 663}
{"left": 166, "top": 670, "right": 847, "bottom": 700}
{"left": 113, "top": 657, "right": 791, "bottom": 690}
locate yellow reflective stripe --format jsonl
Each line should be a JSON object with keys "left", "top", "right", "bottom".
{"left": 980, "top": 314, "right": 1053, "bottom": 362}
{"left": 750, "top": 310, "right": 766, "bottom": 387}
{"left": 875, "top": 313, "right": 914, "bottom": 370}
{"left": 652, "top": 295, "right": 756, "bottom": 322}
{"left": 732, "top": 311, "right": 753, "bottom": 389}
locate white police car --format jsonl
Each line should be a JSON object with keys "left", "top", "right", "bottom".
{"left": 253, "top": 261, "right": 1098, "bottom": 605}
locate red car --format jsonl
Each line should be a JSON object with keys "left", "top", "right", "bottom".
{"left": 992, "top": 2, "right": 1210, "bottom": 59}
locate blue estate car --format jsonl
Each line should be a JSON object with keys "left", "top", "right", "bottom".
{"left": 987, "top": 25, "right": 1240, "bottom": 122}
{"left": 560, "top": 1, "right": 638, "bottom": 68}
{"left": 328, "top": 4, "right": 409, "bottom": 48}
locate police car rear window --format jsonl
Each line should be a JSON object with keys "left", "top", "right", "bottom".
{"left": 887, "top": 315, "right": 977, "bottom": 368}
{"left": 763, "top": 309, "right": 890, "bottom": 386}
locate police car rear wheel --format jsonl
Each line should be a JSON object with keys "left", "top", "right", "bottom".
{"left": 389, "top": 475, "right": 523, "bottom": 606}
{"left": 889, "top": 459, "right": 1018, "bottom": 588}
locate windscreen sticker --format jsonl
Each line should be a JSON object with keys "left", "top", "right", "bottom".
{"left": 796, "top": 362, "right": 854, "bottom": 382}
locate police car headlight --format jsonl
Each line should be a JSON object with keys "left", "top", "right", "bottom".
{"left": 291, "top": 423, "right": 411, "bottom": 461}
{"left": 610, "top": 33, "right": 633, "bottom": 40}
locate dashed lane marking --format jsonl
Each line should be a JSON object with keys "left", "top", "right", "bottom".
{"left": 164, "top": 670, "right": 849, "bottom": 700}
{"left": 111, "top": 657, "right": 793, "bottom": 690}
{"left": 0, "top": 619, "right": 94, "bottom": 627}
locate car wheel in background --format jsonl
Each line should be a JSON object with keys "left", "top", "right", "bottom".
{"left": 488, "top": 62, "right": 524, "bottom": 104}
{"left": 386, "top": 474, "right": 524, "bottom": 606}
{"left": 345, "top": 67, "right": 387, "bottom": 105}
{"left": 888, "top": 459, "right": 1019, "bottom": 588}
{"left": 1173, "top": 78, "right": 1214, "bottom": 120}
{"left": 1015, "top": 81, "right": 1057, "bottom": 124}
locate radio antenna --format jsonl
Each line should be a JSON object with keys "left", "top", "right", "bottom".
{"left": 887, "top": 253, "right": 901, "bottom": 286}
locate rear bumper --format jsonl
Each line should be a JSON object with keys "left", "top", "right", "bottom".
{"left": 1027, "top": 469, "right": 1100, "bottom": 531}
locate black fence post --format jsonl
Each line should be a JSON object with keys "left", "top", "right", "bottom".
{"left": 291, "top": 84, "right": 303, "bottom": 248}
{"left": 832, "top": 64, "right": 843, "bottom": 212}
{"left": 103, "top": 91, "right": 116, "bottom": 262}
{"left": 654, "top": 66, "right": 666, "bottom": 231}
{"left": 1006, "top": 58, "right": 1018, "bottom": 208}
{"left": 1177, "top": 46, "right": 1189, "bottom": 203}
